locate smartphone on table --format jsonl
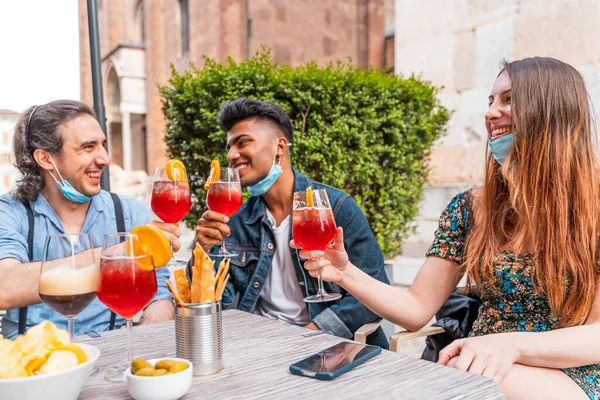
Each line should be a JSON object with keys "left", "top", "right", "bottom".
{"left": 289, "top": 341, "right": 381, "bottom": 380}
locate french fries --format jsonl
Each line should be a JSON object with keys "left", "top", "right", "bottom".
{"left": 167, "top": 244, "right": 231, "bottom": 305}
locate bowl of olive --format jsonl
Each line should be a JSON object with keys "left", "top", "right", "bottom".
{"left": 125, "top": 357, "right": 193, "bottom": 400}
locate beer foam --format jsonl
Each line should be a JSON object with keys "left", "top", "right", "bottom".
{"left": 39, "top": 263, "right": 99, "bottom": 295}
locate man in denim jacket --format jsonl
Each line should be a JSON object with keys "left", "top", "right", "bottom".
{"left": 195, "top": 98, "right": 389, "bottom": 348}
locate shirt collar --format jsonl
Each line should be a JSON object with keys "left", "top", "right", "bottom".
{"left": 31, "top": 191, "right": 106, "bottom": 219}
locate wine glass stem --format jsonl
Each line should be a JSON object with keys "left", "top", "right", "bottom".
{"left": 221, "top": 237, "right": 228, "bottom": 254}
{"left": 317, "top": 270, "right": 327, "bottom": 297}
{"left": 170, "top": 244, "right": 181, "bottom": 262}
{"left": 67, "top": 317, "right": 75, "bottom": 341}
{"left": 126, "top": 319, "right": 134, "bottom": 363}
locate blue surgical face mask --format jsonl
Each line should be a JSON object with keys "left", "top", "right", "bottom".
{"left": 48, "top": 156, "right": 93, "bottom": 203}
{"left": 488, "top": 133, "right": 515, "bottom": 165}
{"left": 247, "top": 140, "right": 284, "bottom": 197}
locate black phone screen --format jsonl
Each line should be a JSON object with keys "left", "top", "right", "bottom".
{"left": 292, "top": 342, "right": 379, "bottom": 373}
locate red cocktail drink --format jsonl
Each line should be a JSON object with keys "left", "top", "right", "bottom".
{"left": 151, "top": 180, "right": 191, "bottom": 223}
{"left": 97, "top": 258, "right": 157, "bottom": 320}
{"left": 206, "top": 182, "right": 243, "bottom": 218}
{"left": 292, "top": 208, "right": 336, "bottom": 250}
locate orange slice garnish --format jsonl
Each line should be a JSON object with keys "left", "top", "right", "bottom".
{"left": 130, "top": 225, "right": 172, "bottom": 270}
{"left": 166, "top": 159, "right": 186, "bottom": 181}
{"left": 306, "top": 186, "right": 314, "bottom": 207}
{"left": 204, "top": 160, "right": 221, "bottom": 190}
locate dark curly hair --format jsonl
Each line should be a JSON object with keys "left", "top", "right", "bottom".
{"left": 13, "top": 100, "right": 95, "bottom": 202}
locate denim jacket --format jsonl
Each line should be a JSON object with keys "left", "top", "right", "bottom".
{"left": 214, "top": 169, "right": 389, "bottom": 348}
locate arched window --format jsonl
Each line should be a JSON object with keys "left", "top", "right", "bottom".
{"left": 176, "top": 0, "right": 189, "bottom": 57}
{"left": 134, "top": 1, "right": 145, "bottom": 46}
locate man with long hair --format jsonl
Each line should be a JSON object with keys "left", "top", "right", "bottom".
{"left": 0, "top": 100, "right": 179, "bottom": 339}
{"left": 295, "top": 58, "right": 600, "bottom": 398}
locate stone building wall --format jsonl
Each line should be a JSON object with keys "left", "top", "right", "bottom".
{"left": 395, "top": 0, "right": 600, "bottom": 250}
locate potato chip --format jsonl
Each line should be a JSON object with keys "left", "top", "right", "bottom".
{"left": 174, "top": 268, "right": 191, "bottom": 303}
{"left": 38, "top": 350, "right": 79, "bottom": 375}
{"left": 57, "top": 344, "right": 88, "bottom": 364}
{"left": 27, "top": 320, "right": 69, "bottom": 350}
{"left": 15, "top": 333, "right": 43, "bottom": 355}
{"left": 191, "top": 244, "right": 216, "bottom": 303}
{"left": 0, "top": 366, "right": 27, "bottom": 379}
{"left": 165, "top": 280, "right": 184, "bottom": 304}
{"left": 216, "top": 273, "right": 230, "bottom": 300}
{"left": 20, "top": 351, "right": 48, "bottom": 376}
{"left": 169, "top": 243, "right": 230, "bottom": 305}
{"left": 0, "top": 339, "right": 23, "bottom": 370}
{"left": 0, "top": 321, "right": 88, "bottom": 379}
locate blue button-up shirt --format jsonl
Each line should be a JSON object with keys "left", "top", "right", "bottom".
{"left": 0, "top": 190, "right": 172, "bottom": 339}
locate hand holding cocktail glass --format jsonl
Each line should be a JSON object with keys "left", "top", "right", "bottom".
{"left": 290, "top": 188, "right": 342, "bottom": 303}
{"left": 150, "top": 159, "right": 191, "bottom": 265}
{"left": 198, "top": 160, "right": 243, "bottom": 258}
{"left": 291, "top": 226, "right": 349, "bottom": 284}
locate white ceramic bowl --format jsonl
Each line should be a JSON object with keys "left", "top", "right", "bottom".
{"left": 126, "top": 357, "right": 193, "bottom": 400}
{"left": 0, "top": 343, "right": 100, "bottom": 400}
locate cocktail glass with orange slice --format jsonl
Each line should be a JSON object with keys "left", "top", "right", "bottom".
{"left": 204, "top": 160, "right": 243, "bottom": 257}
{"left": 292, "top": 187, "right": 342, "bottom": 303}
{"left": 150, "top": 159, "right": 191, "bottom": 266}
{"left": 97, "top": 226, "right": 171, "bottom": 382}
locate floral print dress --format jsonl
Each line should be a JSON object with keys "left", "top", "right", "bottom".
{"left": 426, "top": 190, "right": 600, "bottom": 399}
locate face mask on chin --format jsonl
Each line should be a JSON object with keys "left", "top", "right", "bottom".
{"left": 246, "top": 140, "right": 286, "bottom": 197}
{"left": 47, "top": 155, "right": 93, "bottom": 203}
{"left": 488, "top": 132, "right": 515, "bottom": 165}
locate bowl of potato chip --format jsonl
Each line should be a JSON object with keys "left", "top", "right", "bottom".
{"left": 0, "top": 321, "right": 100, "bottom": 400}
{"left": 126, "top": 357, "right": 193, "bottom": 400}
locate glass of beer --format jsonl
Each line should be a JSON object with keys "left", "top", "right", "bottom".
{"left": 39, "top": 233, "right": 99, "bottom": 341}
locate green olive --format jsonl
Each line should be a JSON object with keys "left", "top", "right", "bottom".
{"left": 168, "top": 361, "right": 188, "bottom": 373}
{"left": 155, "top": 360, "right": 175, "bottom": 370}
{"left": 135, "top": 367, "right": 157, "bottom": 376}
{"left": 155, "top": 368, "right": 169, "bottom": 376}
{"left": 131, "top": 358, "right": 153, "bottom": 374}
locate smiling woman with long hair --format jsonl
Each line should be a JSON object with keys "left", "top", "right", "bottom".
{"left": 294, "top": 57, "right": 600, "bottom": 399}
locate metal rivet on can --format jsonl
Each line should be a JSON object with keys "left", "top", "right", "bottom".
{"left": 267, "top": 243, "right": 274, "bottom": 250}
{"left": 253, "top": 281, "right": 260, "bottom": 289}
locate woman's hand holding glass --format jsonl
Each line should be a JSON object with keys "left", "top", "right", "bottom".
{"left": 291, "top": 227, "right": 350, "bottom": 285}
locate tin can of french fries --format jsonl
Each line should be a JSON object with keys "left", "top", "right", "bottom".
{"left": 175, "top": 300, "right": 224, "bottom": 376}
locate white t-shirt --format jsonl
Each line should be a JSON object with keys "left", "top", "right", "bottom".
{"left": 253, "top": 208, "right": 311, "bottom": 325}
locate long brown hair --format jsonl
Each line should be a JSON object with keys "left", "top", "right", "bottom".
{"left": 464, "top": 57, "right": 600, "bottom": 327}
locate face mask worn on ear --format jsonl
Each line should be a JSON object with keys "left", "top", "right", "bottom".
{"left": 48, "top": 156, "right": 93, "bottom": 203}
{"left": 247, "top": 140, "right": 284, "bottom": 197}
{"left": 488, "top": 132, "right": 515, "bottom": 165}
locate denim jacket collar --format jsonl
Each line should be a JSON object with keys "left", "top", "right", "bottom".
{"left": 245, "top": 169, "right": 311, "bottom": 225}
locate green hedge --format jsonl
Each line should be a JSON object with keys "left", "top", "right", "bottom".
{"left": 160, "top": 49, "right": 449, "bottom": 259}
